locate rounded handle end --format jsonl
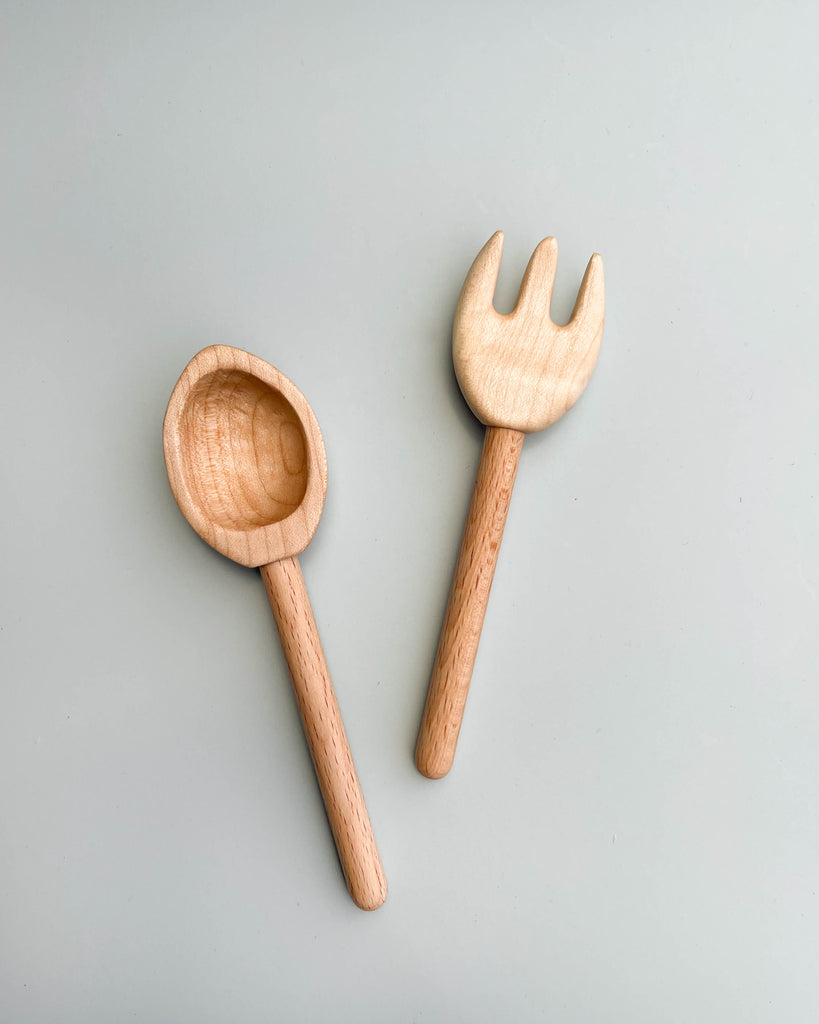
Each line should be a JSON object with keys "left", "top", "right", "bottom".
{"left": 351, "top": 876, "right": 388, "bottom": 912}
{"left": 415, "top": 731, "right": 455, "bottom": 780}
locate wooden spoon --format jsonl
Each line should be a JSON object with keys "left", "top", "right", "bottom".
{"left": 415, "top": 232, "right": 605, "bottom": 779}
{"left": 163, "top": 345, "right": 387, "bottom": 910}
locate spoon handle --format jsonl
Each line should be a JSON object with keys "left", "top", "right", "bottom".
{"left": 261, "top": 555, "right": 387, "bottom": 911}
{"left": 416, "top": 426, "right": 524, "bottom": 779}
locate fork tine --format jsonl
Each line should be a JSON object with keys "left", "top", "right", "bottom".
{"left": 513, "top": 236, "right": 558, "bottom": 320}
{"left": 567, "top": 252, "right": 605, "bottom": 331}
{"left": 458, "top": 231, "right": 505, "bottom": 313}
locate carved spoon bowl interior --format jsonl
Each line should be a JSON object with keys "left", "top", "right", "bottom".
{"left": 163, "top": 345, "right": 327, "bottom": 567}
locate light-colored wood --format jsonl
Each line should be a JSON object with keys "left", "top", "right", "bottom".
{"left": 262, "top": 556, "right": 387, "bottom": 911}
{"left": 163, "top": 345, "right": 327, "bottom": 568}
{"left": 416, "top": 232, "right": 605, "bottom": 778}
{"left": 454, "top": 232, "right": 604, "bottom": 433}
{"left": 416, "top": 426, "right": 524, "bottom": 779}
{"left": 164, "top": 345, "right": 386, "bottom": 909}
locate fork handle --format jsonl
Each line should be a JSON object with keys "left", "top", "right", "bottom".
{"left": 416, "top": 426, "right": 524, "bottom": 779}
{"left": 261, "top": 555, "right": 387, "bottom": 910}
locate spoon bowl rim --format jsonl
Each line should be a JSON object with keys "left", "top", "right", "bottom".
{"left": 163, "top": 344, "right": 328, "bottom": 568}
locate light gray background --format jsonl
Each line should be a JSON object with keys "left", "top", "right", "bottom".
{"left": 1, "top": 2, "right": 817, "bottom": 1021}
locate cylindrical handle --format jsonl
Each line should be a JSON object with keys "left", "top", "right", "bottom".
{"left": 261, "top": 555, "right": 387, "bottom": 910}
{"left": 416, "top": 426, "right": 524, "bottom": 779}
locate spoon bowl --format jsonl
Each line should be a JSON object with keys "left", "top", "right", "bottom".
{"left": 164, "top": 345, "right": 386, "bottom": 910}
{"left": 164, "top": 346, "right": 326, "bottom": 567}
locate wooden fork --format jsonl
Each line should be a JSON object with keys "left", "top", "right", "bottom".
{"left": 415, "top": 231, "right": 605, "bottom": 779}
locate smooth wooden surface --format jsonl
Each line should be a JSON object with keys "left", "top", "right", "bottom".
{"left": 454, "top": 231, "right": 604, "bottom": 433}
{"left": 416, "top": 426, "right": 524, "bottom": 779}
{"left": 164, "top": 346, "right": 386, "bottom": 908}
{"left": 417, "top": 232, "right": 605, "bottom": 777}
{"left": 262, "top": 556, "right": 387, "bottom": 911}
{"left": 163, "top": 345, "right": 327, "bottom": 567}
{"left": 8, "top": 6, "right": 819, "bottom": 1017}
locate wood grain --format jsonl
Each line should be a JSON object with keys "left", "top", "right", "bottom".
{"left": 163, "top": 345, "right": 327, "bottom": 568}
{"left": 164, "top": 346, "right": 386, "bottom": 909}
{"left": 262, "top": 556, "right": 387, "bottom": 911}
{"left": 454, "top": 232, "right": 604, "bottom": 434}
{"left": 416, "top": 427, "right": 524, "bottom": 779}
{"left": 416, "top": 232, "right": 605, "bottom": 777}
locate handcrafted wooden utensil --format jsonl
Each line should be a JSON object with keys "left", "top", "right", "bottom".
{"left": 415, "top": 232, "right": 605, "bottom": 779}
{"left": 163, "top": 345, "right": 387, "bottom": 910}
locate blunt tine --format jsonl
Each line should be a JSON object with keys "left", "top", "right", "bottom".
{"left": 567, "top": 253, "right": 605, "bottom": 331}
{"left": 458, "top": 231, "right": 505, "bottom": 313}
{"left": 513, "top": 236, "right": 558, "bottom": 320}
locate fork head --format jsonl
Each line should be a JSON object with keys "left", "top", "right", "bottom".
{"left": 453, "top": 232, "right": 604, "bottom": 433}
